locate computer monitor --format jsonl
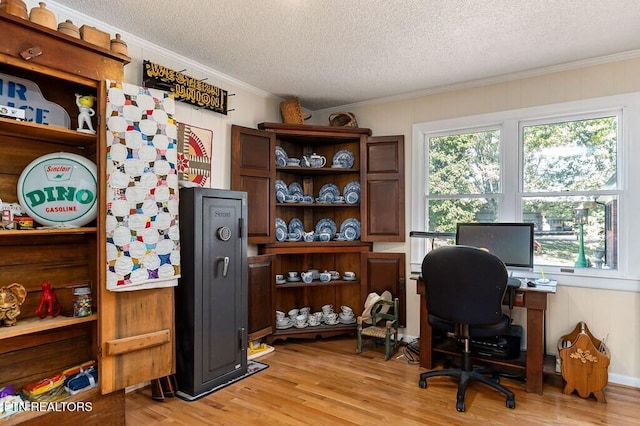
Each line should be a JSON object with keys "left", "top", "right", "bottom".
{"left": 455, "top": 222, "right": 534, "bottom": 269}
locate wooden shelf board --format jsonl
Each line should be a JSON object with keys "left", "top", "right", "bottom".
{"left": 276, "top": 202, "right": 359, "bottom": 208}
{"left": 0, "top": 117, "right": 96, "bottom": 147}
{"left": 275, "top": 279, "right": 360, "bottom": 288}
{"left": 276, "top": 166, "right": 359, "bottom": 174}
{"left": 0, "top": 227, "right": 97, "bottom": 236}
{"left": 0, "top": 314, "right": 97, "bottom": 341}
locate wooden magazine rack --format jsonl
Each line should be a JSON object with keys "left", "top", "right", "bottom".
{"left": 558, "top": 321, "right": 610, "bottom": 402}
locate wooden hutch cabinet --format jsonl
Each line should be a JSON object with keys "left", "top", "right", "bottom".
{"left": 0, "top": 14, "right": 174, "bottom": 424}
{"left": 232, "top": 123, "right": 406, "bottom": 343}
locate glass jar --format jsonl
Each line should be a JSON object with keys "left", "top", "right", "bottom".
{"left": 73, "top": 286, "right": 92, "bottom": 317}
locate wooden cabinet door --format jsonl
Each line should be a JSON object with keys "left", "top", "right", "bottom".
{"left": 248, "top": 254, "right": 276, "bottom": 341}
{"left": 231, "top": 125, "right": 276, "bottom": 244}
{"left": 361, "top": 252, "right": 406, "bottom": 327}
{"left": 361, "top": 135, "right": 405, "bottom": 242}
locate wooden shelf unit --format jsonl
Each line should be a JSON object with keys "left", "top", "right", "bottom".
{"left": 232, "top": 123, "right": 406, "bottom": 343}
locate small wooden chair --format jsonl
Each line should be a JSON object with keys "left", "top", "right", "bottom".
{"left": 356, "top": 298, "right": 401, "bottom": 360}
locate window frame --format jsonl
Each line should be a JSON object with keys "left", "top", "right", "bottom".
{"left": 411, "top": 93, "right": 640, "bottom": 292}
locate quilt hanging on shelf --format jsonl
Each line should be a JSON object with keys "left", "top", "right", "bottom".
{"left": 177, "top": 122, "right": 213, "bottom": 187}
{"left": 104, "top": 80, "right": 181, "bottom": 292}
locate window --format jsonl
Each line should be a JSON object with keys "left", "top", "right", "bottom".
{"left": 412, "top": 93, "right": 640, "bottom": 289}
{"left": 521, "top": 115, "right": 619, "bottom": 269}
{"left": 427, "top": 129, "right": 501, "bottom": 232}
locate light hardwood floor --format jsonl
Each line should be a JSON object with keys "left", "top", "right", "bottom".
{"left": 126, "top": 337, "right": 639, "bottom": 425}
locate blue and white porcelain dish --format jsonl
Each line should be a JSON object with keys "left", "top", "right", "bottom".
{"left": 288, "top": 217, "right": 304, "bottom": 233}
{"left": 343, "top": 181, "right": 360, "bottom": 195}
{"left": 288, "top": 182, "right": 304, "bottom": 197}
{"left": 344, "top": 190, "right": 359, "bottom": 204}
{"left": 275, "top": 146, "right": 289, "bottom": 166}
{"left": 332, "top": 149, "right": 355, "bottom": 169}
{"left": 319, "top": 183, "right": 340, "bottom": 200}
{"left": 315, "top": 218, "right": 337, "bottom": 239}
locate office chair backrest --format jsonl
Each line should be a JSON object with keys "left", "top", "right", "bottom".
{"left": 421, "top": 245, "right": 508, "bottom": 326}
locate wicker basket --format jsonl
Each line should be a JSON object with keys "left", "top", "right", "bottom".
{"left": 280, "top": 98, "right": 305, "bottom": 124}
{"left": 329, "top": 112, "right": 358, "bottom": 128}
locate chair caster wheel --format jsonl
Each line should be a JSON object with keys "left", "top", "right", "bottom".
{"left": 506, "top": 398, "right": 516, "bottom": 409}
{"left": 456, "top": 401, "right": 465, "bottom": 412}
{"left": 418, "top": 379, "right": 427, "bottom": 388}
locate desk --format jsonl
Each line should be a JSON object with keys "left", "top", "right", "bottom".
{"left": 415, "top": 276, "right": 556, "bottom": 394}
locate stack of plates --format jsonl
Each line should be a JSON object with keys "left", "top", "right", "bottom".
{"left": 340, "top": 217, "right": 361, "bottom": 241}
{"left": 343, "top": 181, "right": 360, "bottom": 204}
{"left": 318, "top": 183, "right": 340, "bottom": 203}
{"left": 275, "top": 217, "right": 288, "bottom": 241}
{"left": 288, "top": 182, "right": 304, "bottom": 200}
{"left": 315, "top": 218, "right": 337, "bottom": 239}
{"left": 332, "top": 149, "right": 355, "bottom": 169}
{"left": 275, "top": 179, "right": 288, "bottom": 203}
{"left": 275, "top": 146, "right": 288, "bottom": 167}
{"left": 288, "top": 218, "right": 304, "bottom": 241}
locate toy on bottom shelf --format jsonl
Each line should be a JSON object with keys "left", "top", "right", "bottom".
{"left": 75, "top": 93, "right": 96, "bottom": 134}
{"left": 0, "top": 283, "right": 27, "bottom": 326}
{"left": 35, "top": 280, "right": 61, "bottom": 319}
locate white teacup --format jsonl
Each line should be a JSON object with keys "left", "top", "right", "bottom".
{"left": 288, "top": 271, "right": 299, "bottom": 279}
{"left": 308, "top": 316, "right": 320, "bottom": 326}
{"left": 275, "top": 274, "right": 284, "bottom": 282}
{"left": 319, "top": 232, "right": 331, "bottom": 242}
{"left": 341, "top": 305, "right": 353, "bottom": 315}
{"left": 319, "top": 272, "right": 331, "bottom": 282}
{"left": 339, "top": 311, "right": 354, "bottom": 320}
{"left": 312, "top": 312, "right": 323, "bottom": 321}
{"left": 276, "top": 310, "right": 285, "bottom": 321}
{"left": 299, "top": 306, "right": 311, "bottom": 315}
{"left": 325, "top": 312, "right": 338, "bottom": 324}
{"left": 288, "top": 308, "right": 299, "bottom": 319}
{"left": 344, "top": 271, "right": 355, "bottom": 279}
{"left": 321, "top": 304, "right": 333, "bottom": 313}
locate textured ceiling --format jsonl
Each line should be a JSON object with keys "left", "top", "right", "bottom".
{"left": 48, "top": 0, "right": 640, "bottom": 111}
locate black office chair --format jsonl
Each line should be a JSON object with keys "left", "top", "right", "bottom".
{"left": 419, "top": 245, "right": 516, "bottom": 412}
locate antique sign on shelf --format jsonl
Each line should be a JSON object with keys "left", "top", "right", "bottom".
{"left": 142, "top": 60, "right": 229, "bottom": 115}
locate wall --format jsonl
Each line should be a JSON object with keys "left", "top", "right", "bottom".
{"left": 37, "top": 0, "right": 282, "bottom": 194}
{"left": 313, "top": 58, "right": 640, "bottom": 387}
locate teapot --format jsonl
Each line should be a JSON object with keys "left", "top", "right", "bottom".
{"left": 302, "top": 153, "right": 326, "bottom": 168}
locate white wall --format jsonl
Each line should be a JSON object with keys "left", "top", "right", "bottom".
{"left": 39, "top": 0, "right": 640, "bottom": 387}
{"left": 313, "top": 58, "right": 640, "bottom": 388}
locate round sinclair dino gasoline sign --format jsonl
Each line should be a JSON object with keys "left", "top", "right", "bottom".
{"left": 17, "top": 152, "right": 97, "bottom": 227}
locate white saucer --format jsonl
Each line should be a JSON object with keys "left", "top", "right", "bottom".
{"left": 339, "top": 317, "right": 356, "bottom": 324}
{"left": 332, "top": 200, "right": 345, "bottom": 204}
{"left": 342, "top": 276, "right": 357, "bottom": 281}
{"left": 331, "top": 164, "right": 345, "bottom": 168}
{"left": 324, "top": 320, "right": 339, "bottom": 326}
{"left": 276, "top": 279, "right": 287, "bottom": 284}
{"left": 287, "top": 277, "right": 301, "bottom": 282}
{"left": 294, "top": 322, "right": 308, "bottom": 329}
{"left": 276, "top": 322, "right": 294, "bottom": 329}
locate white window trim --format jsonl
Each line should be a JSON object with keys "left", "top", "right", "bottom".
{"left": 412, "top": 93, "right": 640, "bottom": 292}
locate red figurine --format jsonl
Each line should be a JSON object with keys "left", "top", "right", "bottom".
{"left": 36, "top": 281, "right": 61, "bottom": 318}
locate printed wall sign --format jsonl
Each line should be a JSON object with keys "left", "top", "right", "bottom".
{"left": 142, "top": 60, "right": 229, "bottom": 115}
{"left": 17, "top": 152, "right": 97, "bottom": 227}
{"left": 0, "top": 71, "right": 70, "bottom": 127}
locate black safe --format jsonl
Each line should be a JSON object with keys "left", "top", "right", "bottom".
{"left": 175, "top": 187, "right": 248, "bottom": 400}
